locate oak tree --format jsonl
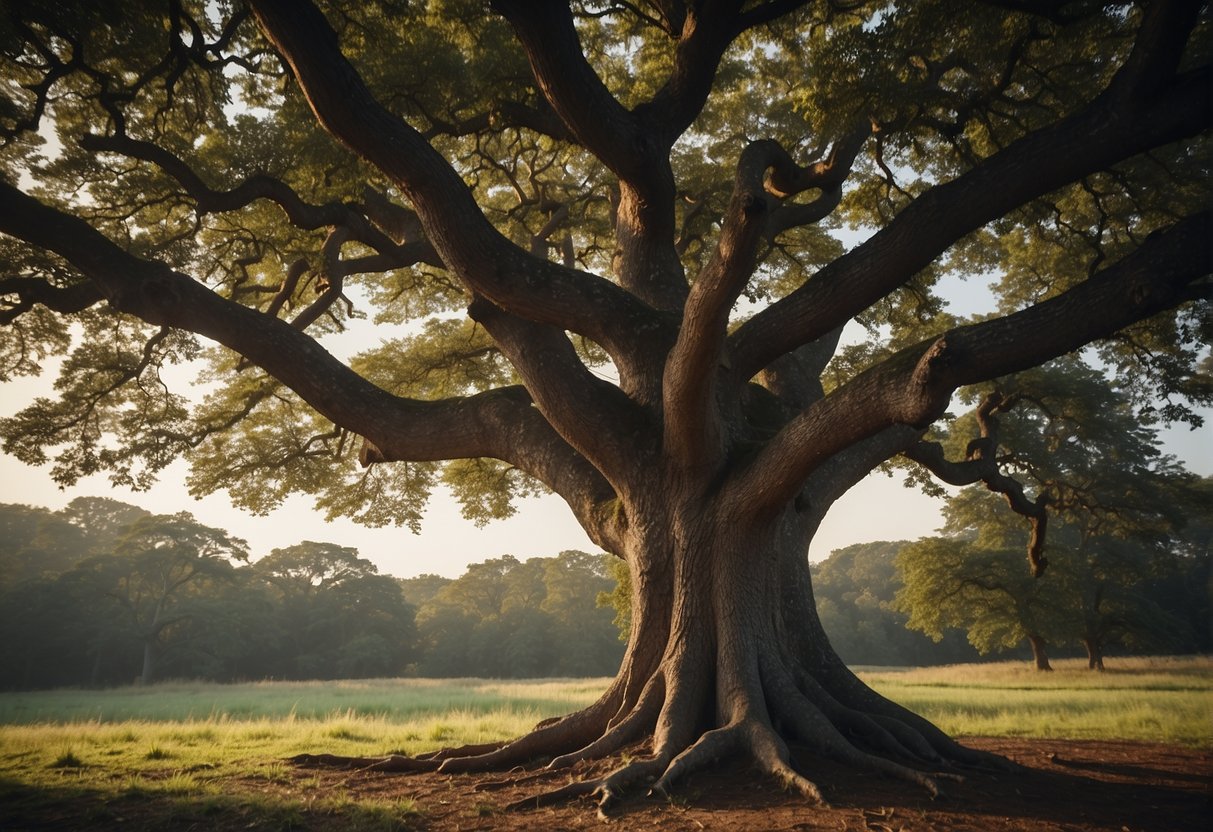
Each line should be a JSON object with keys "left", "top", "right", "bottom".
{"left": 78, "top": 511, "right": 249, "bottom": 684}
{"left": 898, "top": 358, "right": 1204, "bottom": 671}
{"left": 0, "top": 0, "right": 1209, "bottom": 809}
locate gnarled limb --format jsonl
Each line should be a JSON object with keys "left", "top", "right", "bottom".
{"left": 249, "top": 0, "right": 669, "bottom": 371}
{"left": 904, "top": 392, "right": 1053, "bottom": 576}
{"left": 730, "top": 1, "right": 1210, "bottom": 382}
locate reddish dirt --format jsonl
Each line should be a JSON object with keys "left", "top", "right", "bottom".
{"left": 4, "top": 737, "right": 1209, "bottom": 830}
{"left": 312, "top": 737, "right": 1211, "bottom": 831}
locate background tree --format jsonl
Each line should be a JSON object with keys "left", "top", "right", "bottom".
{"left": 251, "top": 542, "right": 416, "bottom": 678}
{"left": 811, "top": 541, "right": 979, "bottom": 666}
{"left": 412, "top": 552, "right": 622, "bottom": 677}
{"left": 896, "top": 536, "right": 1067, "bottom": 670}
{"left": 899, "top": 359, "right": 1204, "bottom": 669}
{"left": 68, "top": 512, "right": 249, "bottom": 684}
{"left": 0, "top": 0, "right": 1208, "bottom": 807}
{"left": 0, "top": 503, "right": 88, "bottom": 588}
{"left": 58, "top": 496, "right": 152, "bottom": 558}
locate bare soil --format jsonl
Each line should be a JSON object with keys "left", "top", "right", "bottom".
{"left": 332, "top": 737, "right": 1211, "bottom": 832}
{"left": 4, "top": 737, "right": 1209, "bottom": 830}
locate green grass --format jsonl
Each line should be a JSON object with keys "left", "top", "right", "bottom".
{"left": 856, "top": 655, "right": 1213, "bottom": 746}
{"left": 0, "top": 678, "right": 608, "bottom": 830}
{"left": 0, "top": 677, "right": 608, "bottom": 724}
{"left": 0, "top": 659, "right": 1208, "bottom": 829}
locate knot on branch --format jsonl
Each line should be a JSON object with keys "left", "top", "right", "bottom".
{"left": 358, "top": 437, "right": 386, "bottom": 467}
{"left": 740, "top": 191, "right": 768, "bottom": 216}
{"left": 911, "top": 337, "right": 955, "bottom": 390}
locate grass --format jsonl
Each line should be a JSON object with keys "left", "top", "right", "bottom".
{"left": 0, "top": 658, "right": 1208, "bottom": 829}
{"left": 0, "top": 677, "right": 608, "bottom": 724}
{"left": 857, "top": 655, "right": 1213, "bottom": 745}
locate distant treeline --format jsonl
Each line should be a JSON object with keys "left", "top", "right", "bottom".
{"left": 0, "top": 499, "right": 622, "bottom": 689}
{"left": 1, "top": 499, "right": 1206, "bottom": 690}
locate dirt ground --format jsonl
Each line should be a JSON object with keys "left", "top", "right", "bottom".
{"left": 4, "top": 737, "right": 1209, "bottom": 830}
{"left": 307, "top": 737, "right": 1211, "bottom": 831}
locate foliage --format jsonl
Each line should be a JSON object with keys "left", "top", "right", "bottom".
{"left": 0, "top": 0, "right": 1209, "bottom": 800}
{"left": 895, "top": 361, "right": 1211, "bottom": 667}
{"left": 896, "top": 536, "right": 1066, "bottom": 660}
{"left": 412, "top": 551, "right": 623, "bottom": 677}
{"left": 811, "top": 541, "right": 979, "bottom": 666}
{"left": 0, "top": 500, "right": 625, "bottom": 688}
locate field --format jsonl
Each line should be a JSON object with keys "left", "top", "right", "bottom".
{"left": 0, "top": 656, "right": 1209, "bottom": 831}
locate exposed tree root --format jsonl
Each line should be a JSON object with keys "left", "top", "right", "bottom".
{"left": 819, "top": 661, "right": 1022, "bottom": 774}
{"left": 286, "top": 652, "right": 1015, "bottom": 814}
{"left": 547, "top": 671, "right": 665, "bottom": 770}
{"left": 287, "top": 624, "right": 1016, "bottom": 816}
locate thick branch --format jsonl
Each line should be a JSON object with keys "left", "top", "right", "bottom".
{"left": 731, "top": 40, "right": 1211, "bottom": 381}
{"left": 469, "top": 297, "right": 655, "bottom": 496}
{"left": 638, "top": 1, "right": 746, "bottom": 147}
{"left": 492, "top": 0, "right": 646, "bottom": 180}
{"left": 0, "top": 180, "right": 616, "bottom": 529}
{"left": 662, "top": 141, "right": 781, "bottom": 469}
{"left": 0, "top": 276, "right": 104, "bottom": 323}
{"left": 902, "top": 393, "right": 1052, "bottom": 577}
{"left": 765, "top": 123, "right": 871, "bottom": 239}
{"left": 727, "top": 209, "right": 1211, "bottom": 521}
{"left": 247, "top": 0, "right": 665, "bottom": 370}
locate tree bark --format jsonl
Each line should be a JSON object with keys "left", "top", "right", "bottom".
{"left": 140, "top": 639, "right": 157, "bottom": 686}
{"left": 1082, "top": 638, "right": 1106, "bottom": 672}
{"left": 1026, "top": 634, "right": 1053, "bottom": 672}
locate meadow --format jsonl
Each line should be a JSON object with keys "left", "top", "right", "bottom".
{"left": 1, "top": 656, "right": 1209, "bottom": 830}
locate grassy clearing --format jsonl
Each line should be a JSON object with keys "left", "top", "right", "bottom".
{"left": 0, "top": 659, "right": 1208, "bottom": 829}
{"left": 0, "top": 677, "right": 608, "bottom": 724}
{"left": 857, "top": 655, "right": 1213, "bottom": 746}
{"left": 0, "top": 678, "right": 608, "bottom": 830}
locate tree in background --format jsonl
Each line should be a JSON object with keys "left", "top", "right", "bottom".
{"left": 811, "top": 541, "right": 979, "bottom": 666}
{"left": 896, "top": 536, "right": 1066, "bottom": 670}
{"left": 0, "top": 503, "right": 88, "bottom": 588}
{"left": 252, "top": 542, "right": 416, "bottom": 678}
{"left": 0, "top": 499, "right": 625, "bottom": 687}
{"left": 58, "top": 497, "right": 153, "bottom": 557}
{"left": 413, "top": 551, "right": 622, "bottom": 677}
{"left": 0, "top": 0, "right": 1209, "bottom": 804}
{"left": 74, "top": 512, "right": 249, "bottom": 684}
{"left": 896, "top": 360, "right": 1206, "bottom": 669}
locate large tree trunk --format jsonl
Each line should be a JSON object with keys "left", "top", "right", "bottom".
{"left": 1026, "top": 634, "right": 1053, "bottom": 672}
{"left": 299, "top": 493, "right": 1007, "bottom": 809}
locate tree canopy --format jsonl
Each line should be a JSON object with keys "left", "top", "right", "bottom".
{"left": 0, "top": 0, "right": 1208, "bottom": 812}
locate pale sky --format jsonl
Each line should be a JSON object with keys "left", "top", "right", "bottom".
{"left": 0, "top": 446, "right": 958, "bottom": 577}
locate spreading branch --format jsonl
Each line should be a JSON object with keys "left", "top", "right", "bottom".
{"left": 730, "top": 2, "right": 1210, "bottom": 382}
{"left": 0, "top": 277, "right": 103, "bottom": 324}
{"left": 0, "top": 179, "right": 617, "bottom": 536}
{"left": 727, "top": 209, "right": 1211, "bottom": 522}
{"left": 903, "top": 393, "right": 1052, "bottom": 577}
{"left": 247, "top": 0, "right": 667, "bottom": 374}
